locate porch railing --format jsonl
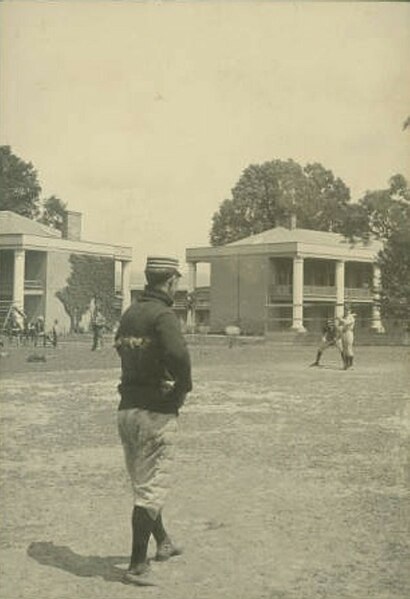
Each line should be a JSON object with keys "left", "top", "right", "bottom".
{"left": 24, "top": 279, "right": 43, "bottom": 290}
{"left": 268, "top": 285, "right": 292, "bottom": 299}
{"left": 268, "top": 284, "right": 373, "bottom": 302}
{"left": 345, "top": 288, "right": 372, "bottom": 300}
{"left": 304, "top": 285, "right": 336, "bottom": 298}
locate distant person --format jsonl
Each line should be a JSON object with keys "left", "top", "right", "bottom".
{"left": 22, "top": 315, "right": 30, "bottom": 345}
{"left": 310, "top": 318, "right": 344, "bottom": 367}
{"left": 115, "top": 256, "right": 192, "bottom": 583}
{"left": 7, "top": 306, "right": 25, "bottom": 346}
{"left": 51, "top": 320, "right": 59, "bottom": 348}
{"left": 339, "top": 305, "right": 356, "bottom": 369}
{"left": 34, "top": 316, "right": 46, "bottom": 347}
{"left": 91, "top": 309, "right": 106, "bottom": 351}
{"left": 27, "top": 321, "right": 36, "bottom": 345}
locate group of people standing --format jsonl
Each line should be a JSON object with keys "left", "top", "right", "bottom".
{"left": 310, "top": 305, "right": 356, "bottom": 370}
{"left": 2, "top": 307, "right": 58, "bottom": 348}
{"left": 3, "top": 305, "right": 111, "bottom": 352}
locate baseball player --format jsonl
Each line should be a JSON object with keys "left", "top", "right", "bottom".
{"left": 91, "top": 309, "right": 106, "bottom": 351}
{"left": 115, "top": 256, "right": 192, "bottom": 583}
{"left": 339, "top": 305, "right": 356, "bottom": 369}
{"left": 310, "top": 318, "right": 344, "bottom": 367}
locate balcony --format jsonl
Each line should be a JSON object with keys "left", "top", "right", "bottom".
{"left": 0, "top": 280, "right": 44, "bottom": 296}
{"left": 112, "top": 292, "right": 123, "bottom": 310}
{"left": 24, "top": 279, "right": 44, "bottom": 295}
{"left": 345, "top": 287, "right": 372, "bottom": 300}
{"left": 305, "top": 285, "right": 336, "bottom": 298}
{"left": 24, "top": 279, "right": 43, "bottom": 290}
{"left": 268, "top": 284, "right": 292, "bottom": 299}
{"left": 268, "top": 284, "right": 373, "bottom": 303}
{"left": 268, "top": 285, "right": 337, "bottom": 301}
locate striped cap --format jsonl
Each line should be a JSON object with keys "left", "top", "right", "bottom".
{"left": 145, "top": 256, "right": 182, "bottom": 277}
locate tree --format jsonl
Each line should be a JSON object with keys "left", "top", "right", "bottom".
{"left": 340, "top": 174, "right": 410, "bottom": 242}
{"left": 39, "top": 195, "right": 67, "bottom": 232}
{"left": 210, "top": 159, "right": 351, "bottom": 245}
{"left": 0, "top": 145, "right": 69, "bottom": 231}
{"left": 56, "top": 254, "right": 116, "bottom": 332}
{"left": 303, "top": 163, "right": 351, "bottom": 232}
{"left": 0, "top": 145, "right": 42, "bottom": 218}
{"left": 375, "top": 176, "right": 410, "bottom": 322}
{"left": 378, "top": 217, "right": 410, "bottom": 322}
{"left": 341, "top": 174, "right": 410, "bottom": 322}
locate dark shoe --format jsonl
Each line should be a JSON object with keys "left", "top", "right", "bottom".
{"left": 309, "top": 362, "right": 320, "bottom": 367}
{"left": 155, "top": 540, "right": 183, "bottom": 561}
{"left": 124, "top": 562, "right": 154, "bottom": 586}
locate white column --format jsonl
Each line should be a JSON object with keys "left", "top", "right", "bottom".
{"left": 187, "top": 262, "right": 197, "bottom": 332}
{"left": 335, "top": 260, "right": 345, "bottom": 319}
{"left": 371, "top": 264, "right": 385, "bottom": 333}
{"left": 291, "top": 256, "right": 305, "bottom": 332}
{"left": 13, "top": 249, "right": 25, "bottom": 311}
{"left": 187, "top": 261, "right": 197, "bottom": 292}
{"left": 121, "top": 261, "right": 131, "bottom": 312}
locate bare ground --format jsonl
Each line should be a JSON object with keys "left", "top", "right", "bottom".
{"left": 0, "top": 341, "right": 409, "bottom": 599}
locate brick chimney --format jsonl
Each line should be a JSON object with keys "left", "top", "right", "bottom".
{"left": 62, "top": 211, "right": 82, "bottom": 240}
{"left": 290, "top": 213, "right": 297, "bottom": 230}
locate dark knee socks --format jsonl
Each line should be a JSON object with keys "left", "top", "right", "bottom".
{"left": 151, "top": 512, "right": 168, "bottom": 545}
{"left": 343, "top": 355, "right": 353, "bottom": 368}
{"left": 130, "top": 506, "right": 153, "bottom": 567}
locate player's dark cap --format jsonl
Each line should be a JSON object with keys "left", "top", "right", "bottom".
{"left": 145, "top": 256, "right": 182, "bottom": 278}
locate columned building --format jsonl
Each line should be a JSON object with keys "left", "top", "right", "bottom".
{"left": 0, "top": 211, "right": 132, "bottom": 331}
{"left": 186, "top": 226, "right": 384, "bottom": 335}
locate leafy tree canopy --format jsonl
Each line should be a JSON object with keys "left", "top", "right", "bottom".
{"left": 378, "top": 222, "right": 410, "bottom": 321}
{"left": 0, "top": 145, "right": 42, "bottom": 219}
{"left": 338, "top": 173, "right": 410, "bottom": 322}
{"left": 39, "top": 195, "right": 67, "bottom": 232}
{"left": 0, "top": 145, "right": 68, "bottom": 230}
{"left": 210, "top": 159, "right": 351, "bottom": 245}
{"left": 369, "top": 175, "right": 410, "bottom": 321}
{"left": 340, "top": 174, "right": 410, "bottom": 242}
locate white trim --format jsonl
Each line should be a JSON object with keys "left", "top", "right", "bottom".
{"left": 0, "top": 234, "right": 132, "bottom": 261}
{"left": 186, "top": 239, "right": 381, "bottom": 264}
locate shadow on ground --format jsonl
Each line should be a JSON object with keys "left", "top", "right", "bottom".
{"left": 27, "top": 541, "right": 145, "bottom": 586}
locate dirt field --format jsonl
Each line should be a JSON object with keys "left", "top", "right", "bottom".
{"left": 0, "top": 341, "right": 409, "bottom": 599}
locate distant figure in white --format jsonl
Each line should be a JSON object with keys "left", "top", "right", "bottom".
{"left": 339, "top": 305, "right": 356, "bottom": 370}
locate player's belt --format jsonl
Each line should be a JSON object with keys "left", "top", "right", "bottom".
{"left": 114, "top": 336, "right": 151, "bottom": 349}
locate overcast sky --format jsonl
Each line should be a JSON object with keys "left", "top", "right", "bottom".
{"left": 1, "top": 2, "right": 409, "bottom": 280}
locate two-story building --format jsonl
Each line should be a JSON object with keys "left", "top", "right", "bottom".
{"left": 186, "top": 224, "right": 384, "bottom": 335}
{"left": 0, "top": 210, "right": 132, "bottom": 332}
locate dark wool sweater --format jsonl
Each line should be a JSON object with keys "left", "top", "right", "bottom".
{"left": 115, "top": 288, "right": 192, "bottom": 414}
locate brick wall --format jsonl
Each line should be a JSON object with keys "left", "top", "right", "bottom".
{"left": 210, "top": 255, "right": 268, "bottom": 335}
